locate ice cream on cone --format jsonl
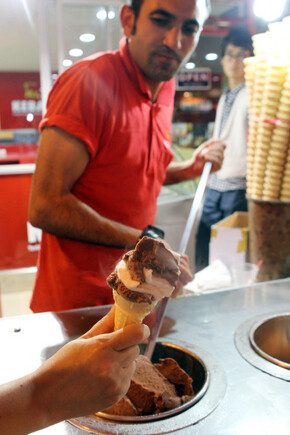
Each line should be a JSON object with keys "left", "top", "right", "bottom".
{"left": 107, "top": 237, "right": 181, "bottom": 331}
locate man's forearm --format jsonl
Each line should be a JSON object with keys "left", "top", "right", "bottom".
{"left": 164, "top": 159, "right": 198, "bottom": 185}
{"left": 29, "top": 193, "right": 140, "bottom": 249}
{"left": 164, "top": 139, "right": 224, "bottom": 185}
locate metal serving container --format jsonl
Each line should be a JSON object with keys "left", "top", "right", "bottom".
{"left": 98, "top": 342, "right": 210, "bottom": 422}
{"left": 249, "top": 313, "right": 290, "bottom": 369}
{"left": 235, "top": 311, "right": 290, "bottom": 381}
{"left": 0, "top": 279, "right": 289, "bottom": 434}
{"left": 70, "top": 341, "right": 226, "bottom": 434}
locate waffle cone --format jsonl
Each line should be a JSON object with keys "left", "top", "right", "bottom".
{"left": 113, "top": 290, "right": 157, "bottom": 331}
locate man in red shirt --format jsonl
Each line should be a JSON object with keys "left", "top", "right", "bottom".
{"left": 29, "top": 0, "right": 225, "bottom": 312}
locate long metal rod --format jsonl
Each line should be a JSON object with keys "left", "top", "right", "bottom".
{"left": 144, "top": 162, "right": 212, "bottom": 360}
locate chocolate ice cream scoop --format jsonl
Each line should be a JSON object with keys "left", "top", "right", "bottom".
{"left": 107, "top": 236, "right": 180, "bottom": 304}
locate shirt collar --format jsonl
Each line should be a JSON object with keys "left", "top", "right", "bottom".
{"left": 224, "top": 82, "right": 245, "bottom": 96}
{"left": 119, "top": 37, "right": 174, "bottom": 105}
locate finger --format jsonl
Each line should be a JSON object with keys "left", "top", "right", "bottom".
{"left": 82, "top": 306, "right": 115, "bottom": 339}
{"left": 118, "top": 344, "right": 140, "bottom": 368}
{"left": 179, "top": 257, "right": 189, "bottom": 269}
{"left": 121, "top": 360, "right": 137, "bottom": 391}
{"left": 110, "top": 323, "right": 150, "bottom": 351}
{"left": 179, "top": 268, "right": 193, "bottom": 284}
{"left": 209, "top": 139, "right": 224, "bottom": 147}
{"left": 126, "top": 359, "right": 137, "bottom": 379}
{"left": 205, "top": 151, "right": 223, "bottom": 164}
{"left": 171, "top": 281, "right": 183, "bottom": 297}
{"left": 180, "top": 253, "right": 189, "bottom": 262}
{"left": 179, "top": 256, "right": 193, "bottom": 282}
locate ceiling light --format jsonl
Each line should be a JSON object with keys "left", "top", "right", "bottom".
{"left": 69, "top": 48, "right": 83, "bottom": 57}
{"left": 96, "top": 8, "right": 107, "bottom": 20}
{"left": 80, "top": 33, "right": 95, "bottom": 43}
{"left": 185, "top": 62, "right": 196, "bottom": 70}
{"left": 205, "top": 53, "right": 218, "bottom": 61}
{"left": 253, "top": 0, "right": 286, "bottom": 21}
{"left": 63, "top": 59, "right": 73, "bottom": 67}
{"left": 26, "top": 113, "right": 34, "bottom": 122}
{"left": 108, "top": 10, "right": 116, "bottom": 20}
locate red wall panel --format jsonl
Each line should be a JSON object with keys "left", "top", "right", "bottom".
{"left": 0, "top": 72, "right": 42, "bottom": 129}
{"left": 0, "top": 173, "right": 39, "bottom": 269}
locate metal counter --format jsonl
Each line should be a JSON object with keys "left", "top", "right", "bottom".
{"left": 0, "top": 279, "right": 289, "bottom": 434}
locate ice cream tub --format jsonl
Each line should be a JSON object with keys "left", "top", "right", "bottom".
{"left": 235, "top": 310, "right": 290, "bottom": 381}
{"left": 98, "top": 341, "right": 209, "bottom": 422}
{"left": 69, "top": 340, "right": 226, "bottom": 434}
{"left": 249, "top": 312, "right": 290, "bottom": 369}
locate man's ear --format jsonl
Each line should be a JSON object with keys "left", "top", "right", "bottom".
{"left": 120, "top": 5, "right": 136, "bottom": 37}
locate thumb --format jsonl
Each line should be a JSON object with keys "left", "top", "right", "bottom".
{"left": 110, "top": 323, "right": 150, "bottom": 351}
{"left": 82, "top": 306, "right": 115, "bottom": 339}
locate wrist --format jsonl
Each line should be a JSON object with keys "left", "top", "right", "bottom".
{"left": 139, "top": 225, "right": 164, "bottom": 240}
{"left": 30, "top": 369, "right": 61, "bottom": 431}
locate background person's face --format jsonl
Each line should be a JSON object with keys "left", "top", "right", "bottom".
{"left": 127, "top": 0, "right": 202, "bottom": 84}
{"left": 221, "top": 44, "right": 251, "bottom": 82}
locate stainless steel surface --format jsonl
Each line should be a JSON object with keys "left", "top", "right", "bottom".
{"left": 250, "top": 313, "right": 290, "bottom": 369}
{"left": 97, "top": 341, "right": 211, "bottom": 422}
{"left": 145, "top": 162, "right": 212, "bottom": 360}
{"left": 0, "top": 279, "right": 289, "bottom": 434}
{"left": 235, "top": 313, "right": 290, "bottom": 381}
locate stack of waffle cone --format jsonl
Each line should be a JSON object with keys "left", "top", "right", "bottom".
{"left": 262, "top": 65, "right": 290, "bottom": 200}
{"left": 245, "top": 20, "right": 290, "bottom": 203}
{"left": 246, "top": 57, "right": 268, "bottom": 197}
{"left": 245, "top": 57, "right": 259, "bottom": 196}
{"left": 113, "top": 290, "right": 157, "bottom": 331}
{"left": 248, "top": 62, "right": 286, "bottom": 199}
{"left": 243, "top": 57, "right": 256, "bottom": 107}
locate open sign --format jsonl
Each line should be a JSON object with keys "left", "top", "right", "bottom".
{"left": 176, "top": 68, "right": 212, "bottom": 90}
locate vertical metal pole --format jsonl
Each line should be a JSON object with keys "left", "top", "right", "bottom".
{"left": 56, "top": 0, "right": 65, "bottom": 75}
{"left": 38, "top": 0, "right": 52, "bottom": 116}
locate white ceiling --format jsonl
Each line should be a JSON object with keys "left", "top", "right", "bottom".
{"left": 1, "top": 0, "right": 289, "bottom": 74}
{"left": 1, "top": 0, "right": 124, "bottom": 72}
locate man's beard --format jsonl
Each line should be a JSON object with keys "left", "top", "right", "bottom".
{"left": 146, "top": 48, "right": 182, "bottom": 82}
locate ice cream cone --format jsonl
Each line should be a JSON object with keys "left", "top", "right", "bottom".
{"left": 108, "top": 237, "right": 180, "bottom": 331}
{"left": 267, "top": 147, "right": 288, "bottom": 166}
{"left": 113, "top": 290, "right": 157, "bottom": 331}
{"left": 271, "top": 130, "right": 290, "bottom": 146}
{"left": 265, "top": 163, "right": 285, "bottom": 176}
{"left": 277, "top": 108, "right": 290, "bottom": 122}
{"left": 280, "top": 180, "right": 290, "bottom": 201}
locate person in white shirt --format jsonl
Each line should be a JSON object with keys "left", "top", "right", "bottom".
{"left": 195, "top": 27, "right": 254, "bottom": 271}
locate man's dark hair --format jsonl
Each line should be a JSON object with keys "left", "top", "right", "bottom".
{"left": 221, "top": 27, "right": 254, "bottom": 57}
{"left": 128, "top": 0, "right": 211, "bottom": 30}
{"left": 129, "top": 0, "right": 144, "bottom": 19}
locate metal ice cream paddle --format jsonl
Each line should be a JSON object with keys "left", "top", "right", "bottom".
{"left": 144, "top": 161, "right": 212, "bottom": 360}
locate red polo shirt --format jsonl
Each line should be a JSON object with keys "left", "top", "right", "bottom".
{"left": 30, "top": 38, "right": 175, "bottom": 312}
